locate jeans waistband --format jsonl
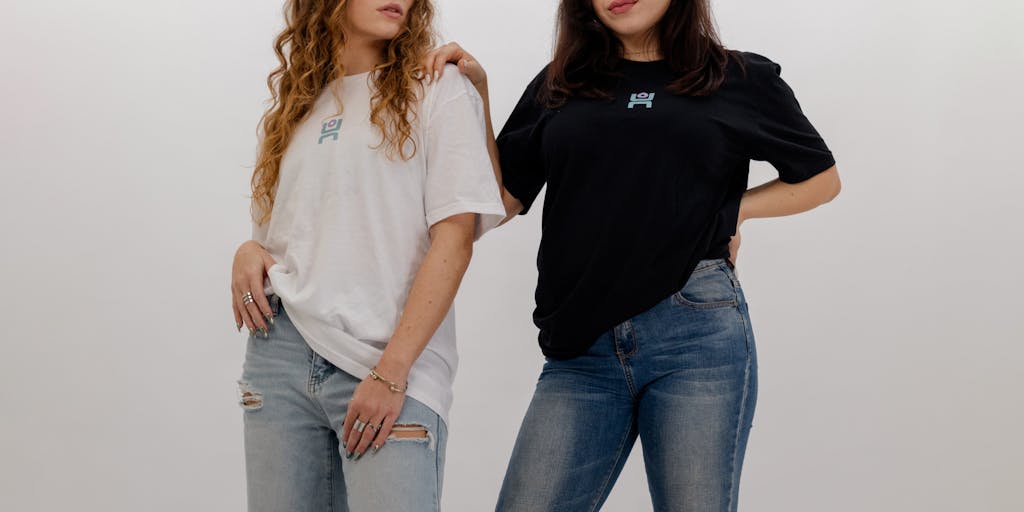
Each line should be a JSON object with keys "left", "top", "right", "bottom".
{"left": 694, "top": 257, "right": 733, "bottom": 272}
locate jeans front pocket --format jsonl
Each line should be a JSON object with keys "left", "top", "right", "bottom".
{"left": 672, "top": 260, "right": 740, "bottom": 310}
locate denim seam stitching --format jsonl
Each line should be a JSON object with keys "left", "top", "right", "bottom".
{"left": 613, "top": 329, "right": 639, "bottom": 398}
{"left": 693, "top": 259, "right": 730, "bottom": 274}
{"left": 587, "top": 417, "right": 635, "bottom": 512}
{"left": 727, "top": 306, "right": 754, "bottom": 511}
{"left": 434, "top": 413, "right": 442, "bottom": 512}
{"left": 672, "top": 267, "right": 741, "bottom": 310}
{"left": 624, "top": 321, "right": 639, "bottom": 358}
{"left": 730, "top": 271, "right": 742, "bottom": 304}
{"left": 620, "top": 362, "right": 637, "bottom": 397}
{"left": 306, "top": 354, "right": 319, "bottom": 396}
{"left": 725, "top": 266, "right": 741, "bottom": 289}
{"left": 305, "top": 355, "right": 334, "bottom": 426}
{"left": 672, "top": 293, "right": 739, "bottom": 310}
{"left": 327, "top": 434, "right": 337, "bottom": 512}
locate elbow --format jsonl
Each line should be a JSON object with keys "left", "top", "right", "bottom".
{"left": 452, "top": 229, "right": 476, "bottom": 265}
{"left": 821, "top": 166, "right": 842, "bottom": 204}
{"left": 438, "top": 229, "right": 474, "bottom": 260}
{"left": 428, "top": 214, "right": 477, "bottom": 265}
{"left": 430, "top": 232, "right": 473, "bottom": 274}
{"left": 501, "top": 190, "right": 524, "bottom": 222}
{"left": 458, "top": 240, "right": 474, "bottom": 273}
{"left": 501, "top": 207, "right": 521, "bottom": 226}
{"left": 460, "top": 235, "right": 474, "bottom": 259}
{"left": 825, "top": 178, "right": 841, "bottom": 203}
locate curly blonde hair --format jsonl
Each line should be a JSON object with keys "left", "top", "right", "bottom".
{"left": 251, "top": 0, "right": 436, "bottom": 225}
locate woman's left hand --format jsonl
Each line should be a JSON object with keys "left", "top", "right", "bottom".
{"left": 728, "top": 230, "right": 742, "bottom": 267}
{"left": 421, "top": 42, "right": 486, "bottom": 87}
{"left": 341, "top": 369, "right": 407, "bottom": 459}
{"left": 729, "top": 211, "right": 745, "bottom": 267}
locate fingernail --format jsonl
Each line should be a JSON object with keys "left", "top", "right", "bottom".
{"left": 354, "top": 452, "right": 363, "bottom": 461}
{"left": 249, "top": 328, "right": 256, "bottom": 337}
{"left": 433, "top": 71, "right": 439, "bottom": 82}
{"left": 346, "top": 451, "right": 353, "bottom": 459}
{"left": 265, "top": 314, "right": 275, "bottom": 327}
{"left": 236, "top": 323, "right": 242, "bottom": 332}
{"left": 259, "top": 328, "right": 268, "bottom": 339}
{"left": 373, "top": 445, "right": 380, "bottom": 453}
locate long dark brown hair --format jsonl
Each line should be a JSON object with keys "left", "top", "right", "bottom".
{"left": 541, "top": 0, "right": 735, "bottom": 107}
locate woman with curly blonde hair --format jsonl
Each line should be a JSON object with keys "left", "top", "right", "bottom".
{"left": 229, "top": 1, "right": 504, "bottom": 509}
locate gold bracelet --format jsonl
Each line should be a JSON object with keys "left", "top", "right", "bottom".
{"left": 369, "top": 367, "right": 408, "bottom": 393}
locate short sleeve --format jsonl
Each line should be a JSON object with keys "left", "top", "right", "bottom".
{"left": 423, "top": 66, "right": 506, "bottom": 240}
{"left": 496, "top": 67, "right": 549, "bottom": 215}
{"left": 740, "top": 53, "right": 835, "bottom": 184}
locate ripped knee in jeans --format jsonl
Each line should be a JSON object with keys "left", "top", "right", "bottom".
{"left": 389, "top": 424, "right": 435, "bottom": 449}
{"left": 237, "top": 381, "right": 263, "bottom": 411}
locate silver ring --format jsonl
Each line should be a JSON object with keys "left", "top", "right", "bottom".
{"left": 354, "top": 419, "right": 366, "bottom": 433}
{"left": 367, "top": 423, "right": 379, "bottom": 432}
{"left": 242, "top": 292, "right": 255, "bottom": 305}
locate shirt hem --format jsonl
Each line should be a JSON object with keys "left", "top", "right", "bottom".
{"left": 275, "top": 298, "right": 454, "bottom": 426}
{"left": 304, "top": 338, "right": 452, "bottom": 427}
{"left": 426, "top": 200, "right": 507, "bottom": 241}
{"left": 778, "top": 156, "right": 837, "bottom": 184}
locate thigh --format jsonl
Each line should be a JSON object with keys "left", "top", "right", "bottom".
{"left": 636, "top": 283, "right": 758, "bottom": 512}
{"left": 496, "top": 335, "right": 638, "bottom": 512}
{"left": 240, "top": 303, "right": 344, "bottom": 512}
{"left": 335, "top": 394, "right": 447, "bottom": 512}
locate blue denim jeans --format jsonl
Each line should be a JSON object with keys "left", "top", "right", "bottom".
{"left": 496, "top": 259, "right": 758, "bottom": 512}
{"left": 239, "top": 295, "right": 447, "bottom": 512}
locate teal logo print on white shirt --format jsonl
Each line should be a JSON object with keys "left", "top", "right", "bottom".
{"left": 318, "top": 117, "right": 343, "bottom": 144}
{"left": 628, "top": 92, "right": 655, "bottom": 109}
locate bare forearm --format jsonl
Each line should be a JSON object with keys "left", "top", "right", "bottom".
{"left": 475, "top": 80, "right": 524, "bottom": 222}
{"left": 739, "top": 166, "right": 841, "bottom": 223}
{"left": 375, "top": 226, "right": 474, "bottom": 381}
{"left": 476, "top": 80, "right": 496, "bottom": 146}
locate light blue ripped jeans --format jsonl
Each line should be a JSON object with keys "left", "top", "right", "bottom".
{"left": 496, "top": 259, "right": 758, "bottom": 512}
{"left": 238, "top": 295, "right": 447, "bottom": 512}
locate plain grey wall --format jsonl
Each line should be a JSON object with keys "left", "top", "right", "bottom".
{"left": 1, "top": 1, "right": 1022, "bottom": 510}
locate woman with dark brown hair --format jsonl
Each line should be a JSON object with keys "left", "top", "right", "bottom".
{"left": 423, "top": 0, "right": 841, "bottom": 510}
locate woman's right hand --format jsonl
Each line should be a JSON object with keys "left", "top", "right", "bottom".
{"left": 231, "top": 240, "right": 277, "bottom": 337}
{"left": 422, "top": 42, "right": 487, "bottom": 88}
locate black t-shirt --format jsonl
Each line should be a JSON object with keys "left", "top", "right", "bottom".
{"left": 497, "top": 52, "right": 835, "bottom": 359}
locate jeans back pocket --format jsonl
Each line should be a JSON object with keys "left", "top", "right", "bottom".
{"left": 672, "top": 260, "right": 740, "bottom": 310}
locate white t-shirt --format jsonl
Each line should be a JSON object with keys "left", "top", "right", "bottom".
{"left": 252, "top": 65, "right": 505, "bottom": 424}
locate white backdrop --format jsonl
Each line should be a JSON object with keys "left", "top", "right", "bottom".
{"left": 2, "top": 1, "right": 1022, "bottom": 510}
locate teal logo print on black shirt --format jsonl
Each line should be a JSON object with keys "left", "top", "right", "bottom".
{"left": 628, "top": 92, "right": 655, "bottom": 109}
{"left": 318, "top": 117, "right": 343, "bottom": 144}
